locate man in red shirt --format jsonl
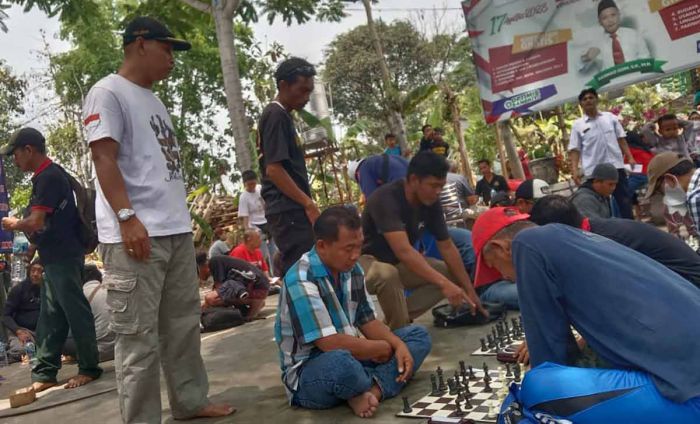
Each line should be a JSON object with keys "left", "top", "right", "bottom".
{"left": 230, "top": 229, "right": 271, "bottom": 278}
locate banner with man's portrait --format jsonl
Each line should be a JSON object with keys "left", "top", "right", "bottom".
{"left": 463, "top": 0, "right": 700, "bottom": 122}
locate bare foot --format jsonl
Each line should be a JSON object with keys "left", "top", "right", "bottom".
{"left": 193, "top": 403, "right": 236, "bottom": 418}
{"left": 64, "top": 374, "right": 97, "bottom": 389}
{"left": 30, "top": 381, "right": 57, "bottom": 392}
{"left": 348, "top": 392, "right": 379, "bottom": 418}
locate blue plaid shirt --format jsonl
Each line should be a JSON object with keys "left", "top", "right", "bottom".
{"left": 274, "top": 247, "right": 377, "bottom": 402}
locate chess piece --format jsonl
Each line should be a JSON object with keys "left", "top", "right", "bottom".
{"left": 459, "top": 360, "right": 467, "bottom": 375}
{"left": 482, "top": 362, "right": 489, "bottom": 377}
{"left": 438, "top": 367, "right": 447, "bottom": 392}
{"left": 402, "top": 396, "right": 412, "bottom": 413}
{"left": 463, "top": 376, "right": 471, "bottom": 397}
{"left": 480, "top": 337, "right": 487, "bottom": 352}
{"left": 487, "top": 400, "right": 498, "bottom": 419}
{"left": 506, "top": 363, "right": 513, "bottom": 378}
{"left": 487, "top": 334, "right": 495, "bottom": 349}
{"left": 430, "top": 374, "right": 440, "bottom": 396}
{"left": 484, "top": 377, "right": 493, "bottom": 392}
{"left": 454, "top": 371, "right": 462, "bottom": 388}
{"left": 453, "top": 396, "right": 465, "bottom": 417}
{"left": 511, "top": 317, "right": 519, "bottom": 334}
{"left": 498, "top": 366, "right": 506, "bottom": 383}
{"left": 505, "top": 329, "right": 512, "bottom": 344}
{"left": 491, "top": 326, "right": 498, "bottom": 341}
{"left": 448, "top": 378, "right": 457, "bottom": 396}
{"left": 504, "top": 319, "right": 510, "bottom": 335}
{"left": 468, "top": 365, "right": 477, "bottom": 380}
{"left": 514, "top": 363, "right": 521, "bottom": 382}
{"left": 464, "top": 393, "right": 473, "bottom": 409}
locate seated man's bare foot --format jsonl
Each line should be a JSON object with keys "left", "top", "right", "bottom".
{"left": 348, "top": 392, "right": 379, "bottom": 418}
{"left": 64, "top": 374, "right": 97, "bottom": 389}
{"left": 194, "top": 403, "right": 236, "bottom": 418}
{"left": 31, "top": 381, "right": 57, "bottom": 392}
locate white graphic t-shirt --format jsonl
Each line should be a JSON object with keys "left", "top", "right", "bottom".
{"left": 83, "top": 74, "right": 191, "bottom": 243}
{"left": 238, "top": 186, "right": 267, "bottom": 227}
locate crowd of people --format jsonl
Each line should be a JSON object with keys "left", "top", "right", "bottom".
{"left": 0, "top": 14, "right": 698, "bottom": 424}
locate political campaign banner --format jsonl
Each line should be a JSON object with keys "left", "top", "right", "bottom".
{"left": 463, "top": 0, "right": 700, "bottom": 122}
{"left": 0, "top": 158, "right": 13, "bottom": 253}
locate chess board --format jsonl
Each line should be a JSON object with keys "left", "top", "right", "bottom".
{"left": 471, "top": 317, "right": 524, "bottom": 357}
{"left": 397, "top": 369, "right": 516, "bottom": 423}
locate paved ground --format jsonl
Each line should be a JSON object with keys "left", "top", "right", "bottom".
{"left": 0, "top": 296, "right": 512, "bottom": 423}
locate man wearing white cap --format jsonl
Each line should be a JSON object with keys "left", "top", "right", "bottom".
{"left": 514, "top": 179, "right": 550, "bottom": 214}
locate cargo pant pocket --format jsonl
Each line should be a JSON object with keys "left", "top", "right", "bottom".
{"left": 105, "top": 270, "right": 139, "bottom": 334}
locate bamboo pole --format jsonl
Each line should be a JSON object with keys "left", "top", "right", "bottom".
{"left": 498, "top": 121, "right": 525, "bottom": 180}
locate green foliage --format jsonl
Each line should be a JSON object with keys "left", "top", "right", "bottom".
{"left": 261, "top": 0, "right": 346, "bottom": 25}
{"left": 0, "top": 60, "right": 30, "bottom": 207}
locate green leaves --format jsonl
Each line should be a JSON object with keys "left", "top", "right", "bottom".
{"left": 400, "top": 84, "right": 438, "bottom": 116}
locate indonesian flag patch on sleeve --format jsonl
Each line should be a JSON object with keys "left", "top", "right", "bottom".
{"left": 84, "top": 113, "right": 100, "bottom": 126}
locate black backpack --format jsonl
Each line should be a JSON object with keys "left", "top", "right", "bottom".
{"left": 56, "top": 165, "right": 99, "bottom": 254}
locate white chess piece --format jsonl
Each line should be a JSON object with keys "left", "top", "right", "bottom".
{"left": 487, "top": 399, "right": 499, "bottom": 419}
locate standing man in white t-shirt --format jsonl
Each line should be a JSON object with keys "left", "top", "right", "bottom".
{"left": 82, "top": 17, "right": 234, "bottom": 423}
{"left": 238, "top": 170, "right": 276, "bottom": 275}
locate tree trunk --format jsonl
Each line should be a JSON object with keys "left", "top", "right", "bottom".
{"left": 498, "top": 121, "right": 525, "bottom": 180}
{"left": 444, "top": 85, "right": 475, "bottom": 186}
{"left": 211, "top": 1, "right": 252, "bottom": 172}
{"left": 361, "top": 0, "right": 408, "bottom": 152}
{"left": 555, "top": 106, "right": 569, "bottom": 153}
{"left": 494, "top": 124, "right": 508, "bottom": 178}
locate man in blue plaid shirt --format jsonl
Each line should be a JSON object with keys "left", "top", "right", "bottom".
{"left": 275, "top": 206, "right": 432, "bottom": 418}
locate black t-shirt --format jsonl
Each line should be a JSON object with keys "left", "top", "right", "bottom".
{"left": 419, "top": 137, "right": 433, "bottom": 152}
{"left": 2, "top": 279, "right": 41, "bottom": 333}
{"left": 362, "top": 179, "right": 450, "bottom": 264}
{"left": 29, "top": 162, "right": 84, "bottom": 264}
{"left": 475, "top": 174, "right": 509, "bottom": 204}
{"left": 257, "top": 103, "right": 311, "bottom": 215}
{"left": 589, "top": 217, "right": 700, "bottom": 288}
{"left": 208, "top": 255, "right": 268, "bottom": 288}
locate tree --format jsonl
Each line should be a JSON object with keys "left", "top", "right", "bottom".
{"left": 0, "top": 59, "right": 30, "bottom": 208}
{"left": 323, "top": 21, "right": 437, "bottom": 144}
{"left": 180, "top": 0, "right": 346, "bottom": 173}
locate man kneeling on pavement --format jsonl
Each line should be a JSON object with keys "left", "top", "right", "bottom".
{"left": 197, "top": 253, "right": 269, "bottom": 331}
{"left": 275, "top": 206, "right": 431, "bottom": 418}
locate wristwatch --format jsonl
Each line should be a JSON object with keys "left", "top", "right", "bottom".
{"left": 117, "top": 208, "right": 136, "bottom": 223}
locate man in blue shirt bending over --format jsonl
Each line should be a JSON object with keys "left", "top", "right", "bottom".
{"left": 275, "top": 206, "right": 431, "bottom": 418}
{"left": 471, "top": 208, "right": 700, "bottom": 421}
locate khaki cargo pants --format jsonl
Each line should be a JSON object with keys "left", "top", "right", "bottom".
{"left": 359, "top": 255, "right": 457, "bottom": 330}
{"left": 100, "top": 233, "right": 209, "bottom": 423}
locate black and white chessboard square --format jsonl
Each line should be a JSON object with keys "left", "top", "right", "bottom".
{"left": 397, "top": 370, "right": 510, "bottom": 423}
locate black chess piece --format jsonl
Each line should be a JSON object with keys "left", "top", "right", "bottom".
{"left": 463, "top": 376, "right": 471, "bottom": 397}
{"left": 430, "top": 374, "right": 440, "bottom": 396}
{"left": 483, "top": 362, "right": 489, "bottom": 375}
{"left": 491, "top": 326, "right": 498, "bottom": 341}
{"left": 514, "top": 364, "right": 521, "bottom": 382}
{"left": 480, "top": 337, "right": 487, "bottom": 352}
{"left": 505, "top": 329, "right": 512, "bottom": 344}
{"left": 506, "top": 363, "right": 513, "bottom": 378}
{"left": 504, "top": 319, "right": 510, "bottom": 334}
{"left": 438, "top": 367, "right": 447, "bottom": 392}
{"left": 453, "top": 396, "right": 465, "bottom": 417}
{"left": 468, "top": 365, "right": 477, "bottom": 380}
{"left": 454, "top": 371, "right": 462, "bottom": 388}
{"left": 496, "top": 322, "right": 504, "bottom": 338}
{"left": 484, "top": 377, "right": 493, "bottom": 392}
{"left": 464, "top": 395, "right": 473, "bottom": 409}
{"left": 448, "top": 378, "right": 457, "bottom": 396}
{"left": 402, "top": 396, "right": 412, "bottom": 413}
{"left": 487, "top": 334, "right": 495, "bottom": 349}
{"left": 511, "top": 317, "right": 519, "bottom": 334}
{"left": 459, "top": 360, "right": 468, "bottom": 382}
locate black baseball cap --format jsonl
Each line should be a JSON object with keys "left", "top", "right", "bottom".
{"left": 0, "top": 128, "right": 45, "bottom": 156}
{"left": 123, "top": 17, "right": 191, "bottom": 51}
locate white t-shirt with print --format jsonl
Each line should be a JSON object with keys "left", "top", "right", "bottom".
{"left": 238, "top": 186, "right": 267, "bottom": 227}
{"left": 83, "top": 74, "right": 191, "bottom": 243}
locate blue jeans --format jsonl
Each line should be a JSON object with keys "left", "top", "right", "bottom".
{"left": 479, "top": 280, "right": 519, "bottom": 310}
{"left": 291, "top": 325, "right": 432, "bottom": 409}
{"left": 420, "top": 227, "right": 476, "bottom": 274}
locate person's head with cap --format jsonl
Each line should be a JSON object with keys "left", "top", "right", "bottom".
{"left": 406, "top": 152, "right": 450, "bottom": 207}
{"left": 588, "top": 163, "right": 618, "bottom": 198}
{"left": 121, "top": 16, "right": 191, "bottom": 87}
{"left": 489, "top": 192, "right": 512, "bottom": 208}
{"left": 645, "top": 152, "right": 696, "bottom": 199}
{"left": 472, "top": 207, "right": 535, "bottom": 286}
{"left": 1, "top": 127, "right": 48, "bottom": 172}
{"left": 598, "top": 0, "right": 621, "bottom": 34}
{"left": 274, "top": 57, "right": 316, "bottom": 112}
{"left": 514, "top": 179, "right": 550, "bottom": 214}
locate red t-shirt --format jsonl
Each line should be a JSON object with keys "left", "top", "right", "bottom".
{"left": 230, "top": 244, "right": 268, "bottom": 272}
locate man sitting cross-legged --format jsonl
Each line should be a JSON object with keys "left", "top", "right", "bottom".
{"left": 471, "top": 207, "right": 700, "bottom": 420}
{"left": 275, "top": 206, "right": 432, "bottom": 418}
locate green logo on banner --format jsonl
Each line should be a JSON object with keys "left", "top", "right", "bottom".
{"left": 586, "top": 59, "right": 667, "bottom": 89}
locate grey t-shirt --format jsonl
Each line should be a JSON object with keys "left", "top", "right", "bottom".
{"left": 83, "top": 280, "right": 115, "bottom": 356}
{"left": 208, "top": 240, "right": 231, "bottom": 258}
